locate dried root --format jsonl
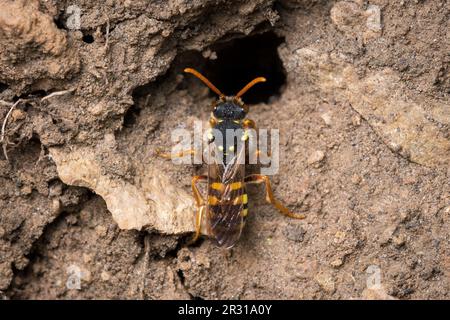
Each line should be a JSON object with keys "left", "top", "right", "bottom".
{"left": 1, "top": 88, "right": 74, "bottom": 161}
{"left": 0, "top": 99, "right": 26, "bottom": 161}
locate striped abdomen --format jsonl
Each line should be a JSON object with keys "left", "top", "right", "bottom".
{"left": 207, "top": 179, "right": 248, "bottom": 248}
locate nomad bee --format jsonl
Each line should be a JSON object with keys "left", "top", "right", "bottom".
{"left": 160, "top": 68, "right": 305, "bottom": 248}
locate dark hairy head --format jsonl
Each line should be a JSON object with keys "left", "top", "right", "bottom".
{"left": 183, "top": 68, "right": 266, "bottom": 115}
{"left": 213, "top": 101, "right": 246, "bottom": 120}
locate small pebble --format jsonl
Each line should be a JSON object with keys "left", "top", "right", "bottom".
{"left": 315, "top": 271, "right": 336, "bottom": 294}
{"left": 11, "top": 109, "right": 26, "bottom": 121}
{"left": 307, "top": 150, "right": 325, "bottom": 165}
{"left": 101, "top": 271, "right": 111, "bottom": 281}
{"left": 351, "top": 174, "right": 362, "bottom": 185}
{"left": 352, "top": 115, "right": 361, "bottom": 126}
{"left": 321, "top": 112, "right": 333, "bottom": 126}
{"left": 52, "top": 199, "right": 61, "bottom": 214}
{"left": 331, "top": 258, "right": 344, "bottom": 268}
{"left": 393, "top": 234, "right": 406, "bottom": 247}
{"left": 65, "top": 214, "right": 78, "bottom": 225}
{"left": 14, "top": 256, "right": 29, "bottom": 270}
{"left": 333, "top": 231, "right": 346, "bottom": 244}
{"left": 82, "top": 268, "right": 92, "bottom": 284}
{"left": 95, "top": 225, "right": 108, "bottom": 237}
{"left": 49, "top": 182, "right": 63, "bottom": 197}
{"left": 161, "top": 29, "right": 171, "bottom": 37}
{"left": 21, "top": 185, "right": 32, "bottom": 195}
{"left": 83, "top": 253, "right": 93, "bottom": 264}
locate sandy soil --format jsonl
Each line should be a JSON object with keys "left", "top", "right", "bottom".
{"left": 0, "top": 0, "right": 449, "bottom": 299}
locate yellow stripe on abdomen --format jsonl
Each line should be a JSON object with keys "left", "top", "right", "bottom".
{"left": 230, "top": 182, "right": 243, "bottom": 190}
{"left": 211, "top": 182, "right": 243, "bottom": 191}
{"left": 208, "top": 195, "right": 220, "bottom": 205}
{"left": 211, "top": 182, "right": 224, "bottom": 191}
{"left": 232, "top": 193, "right": 248, "bottom": 205}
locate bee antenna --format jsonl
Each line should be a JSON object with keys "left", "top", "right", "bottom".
{"left": 184, "top": 68, "right": 225, "bottom": 98}
{"left": 235, "top": 77, "right": 266, "bottom": 99}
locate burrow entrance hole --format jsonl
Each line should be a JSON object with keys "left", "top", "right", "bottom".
{"left": 128, "top": 31, "right": 287, "bottom": 128}
{"left": 0, "top": 82, "right": 8, "bottom": 94}
{"left": 183, "top": 31, "right": 287, "bottom": 105}
{"left": 82, "top": 33, "right": 95, "bottom": 44}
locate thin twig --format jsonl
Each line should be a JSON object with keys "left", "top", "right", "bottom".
{"left": 103, "top": 17, "right": 111, "bottom": 87}
{"left": 1, "top": 90, "right": 73, "bottom": 161}
{"left": 40, "top": 88, "right": 75, "bottom": 103}
{"left": 1, "top": 99, "right": 25, "bottom": 161}
{"left": 34, "top": 143, "right": 50, "bottom": 168}
{"left": 104, "top": 17, "right": 110, "bottom": 51}
{"left": 140, "top": 234, "right": 151, "bottom": 300}
{"left": 1, "top": 141, "right": 7, "bottom": 162}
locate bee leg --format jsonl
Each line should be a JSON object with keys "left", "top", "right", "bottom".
{"left": 192, "top": 175, "right": 207, "bottom": 206}
{"left": 156, "top": 148, "right": 195, "bottom": 159}
{"left": 243, "top": 118, "right": 256, "bottom": 129}
{"left": 189, "top": 205, "right": 205, "bottom": 245}
{"left": 244, "top": 174, "right": 306, "bottom": 219}
{"left": 188, "top": 175, "right": 207, "bottom": 244}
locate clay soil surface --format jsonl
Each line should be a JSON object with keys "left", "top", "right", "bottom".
{"left": 0, "top": 0, "right": 449, "bottom": 299}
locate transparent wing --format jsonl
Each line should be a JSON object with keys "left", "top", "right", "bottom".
{"left": 207, "top": 144, "right": 246, "bottom": 248}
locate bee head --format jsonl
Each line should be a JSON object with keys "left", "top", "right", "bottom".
{"left": 183, "top": 68, "right": 266, "bottom": 115}
{"left": 213, "top": 98, "right": 247, "bottom": 121}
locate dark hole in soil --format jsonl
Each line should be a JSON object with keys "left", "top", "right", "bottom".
{"left": 123, "top": 105, "right": 141, "bottom": 128}
{"left": 0, "top": 82, "right": 8, "bottom": 93}
{"left": 22, "top": 103, "right": 33, "bottom": 113}
{"left": 82, "top": 34, "right": 95, "bottom": 44}
{"left": 29, "top": 90, "right": 48, "bottom": 97}
{"left": 54, "top": 15, "right": 66, "bottom": 30}
{"left": 127, "top": 31, "right": 287, "bottom": 128}
{"left": 203, "top": 31, "right": 287, "bottom": 104}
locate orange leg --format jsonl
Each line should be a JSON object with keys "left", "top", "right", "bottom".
{"left": 244, "top": 174, "right": 305, "bottom": 219}
{"left": 243, "top": 118, "right": 256, "bottom": 129}
{"left": 189, "top": 205, "right": 206, "bottom": 244}
{"left": 191, "top": 175, "right": 207, "bottom": 206}
{"left": 189, "top": 175, "right": 207, "bottom": 244}
{"left": 156, "top": 148, "right": 195, "bottom": 159}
